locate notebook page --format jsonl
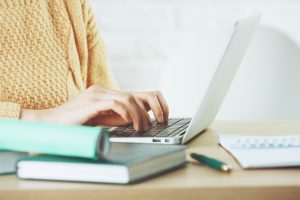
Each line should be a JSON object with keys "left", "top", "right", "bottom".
{"left": 218, "top": 135, "right": 300, "bottom": 168}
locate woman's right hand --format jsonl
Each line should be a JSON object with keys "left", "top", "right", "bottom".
{"left": 21, "top": 85, "right": 152, "bottom": 132}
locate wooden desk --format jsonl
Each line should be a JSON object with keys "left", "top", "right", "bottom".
{"left": 1, "top": 121, "right": 300, "bottom": 200}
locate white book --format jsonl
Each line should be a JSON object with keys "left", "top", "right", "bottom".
{"left": 218, "top": 134, "right": 300, "bottom": 168}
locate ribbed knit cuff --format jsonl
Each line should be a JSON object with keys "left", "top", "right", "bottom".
{"left": 0, "top": 102, "right": 22, "bottom": 119}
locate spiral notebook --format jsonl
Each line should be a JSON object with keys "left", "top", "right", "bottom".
{"left": 218, "top": 134, "right": 300, "bottom": 168}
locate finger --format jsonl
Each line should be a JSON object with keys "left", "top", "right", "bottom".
{"left": 123, "top": 96, "right": 148, "bottom": 132}
{"left": 155, "top": 91, "right": 169, "bottom": 122}
{"left": 80, "top": 99, "right": 132, "bottom": 126}
{"left": 92, "top": 91, "right": 147, "bottom": 132}
{"left": 135, "top": 97, "right": 152, "bottom": 129}
{"left": 80, "top": 90, "right": 132, "bottom": 125}
{"left": 107, "top": 94, "right": 143, "bottom": 132}
{"left": 97, "top": 110, "right": 114, "bottom": 115}
{"left": 145, "top": 94, "right": 165, "bottom": 123}
{"left": 93, "top": 113, "right": 129, "bottom": 127}
{"left": 110, "top": 94, "right": 150, "bottom": 132}
{"left": 93, "top": 100, "right": 133, "bottom": 125}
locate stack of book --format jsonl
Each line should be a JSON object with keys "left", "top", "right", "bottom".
{"left": 0, "top": 119, "right": 186, "bottom": 184}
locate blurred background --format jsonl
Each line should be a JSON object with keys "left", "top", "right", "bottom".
{"left": 91, "top": 0, "right": 300, "bottom": 120}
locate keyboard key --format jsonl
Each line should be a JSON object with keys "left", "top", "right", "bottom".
{"left": 124, "top": 127, "right": 135, "bottom": 132}
{"left": 112, "top": 131, "right": 136, "bottom": 138}
{"left": 168, "top": 118, "right": 183, "bottom": 125}
{"left": 168, "top": 125, "right": 189, "bottom": 137}
{"left": 157, "top": 129, "right": 176, "bottom": 137}
{"left": 110, "top": 131, "right": 123, "bottom": 137}
{"left": 129, "top": 132, "right": 145, "bottom": 137}
{"left": 111, "top": 118, "right": 190, "bottom": 138}
{"left": 174, "top": 119, "right": 190, "bottom": 126}
{"left": 143, "top": 130, "right": 160, "bottom": 137}
{"left": 112, "top": 127, "right": 127, "bottom": 132}
{"left": 151, "top": 126, "right": 166, "bottom": 132}
{"left": 120, "top": 130, "right": 136, "bottom": 137}
{"left": 156, "top": 126, "right": 182, "bottom": 137}
{"left": 181, "top": 118, "right": 192, "bottom": 123}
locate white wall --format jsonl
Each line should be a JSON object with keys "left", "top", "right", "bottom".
{"left": 91, "top": 0, "right": 300, "bottom": 119}
{"left": 92, "top": 0, "right": 300, "bottom": 89}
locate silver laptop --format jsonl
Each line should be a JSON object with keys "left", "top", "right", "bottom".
{"left": 110, "top": 14, "right": 262, "bottom": 145}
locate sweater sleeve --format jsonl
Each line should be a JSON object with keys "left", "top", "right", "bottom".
{"left": 83, "top": 0, "right": 119, "bottom": 90}
{"left": 0, "top": 102, "right": 21, "bottom": 119}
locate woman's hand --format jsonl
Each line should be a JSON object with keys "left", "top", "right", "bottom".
{"left": 21, "top": 85, "right": 169, "bottom": 132}
{"left": 91, "top": 90, "right": 169, "bottom": 128}
{"left": 132, "top": 91, "right": 169, "bottom": 123}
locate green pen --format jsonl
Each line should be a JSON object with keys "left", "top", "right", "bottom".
{"left": 191, "top": 153, "right": 232, "bottom": 173}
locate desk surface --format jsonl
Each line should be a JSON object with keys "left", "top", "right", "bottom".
{"left": 1, "top": 121, "right": 300, "bottom": 200}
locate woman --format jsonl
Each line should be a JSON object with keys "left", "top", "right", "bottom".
{"left": 0, "top": 0, "right": 169, "bottom": 132}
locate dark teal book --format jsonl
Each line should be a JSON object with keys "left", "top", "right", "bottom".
{"left": 17, "top": 143, "right": 186, "bottom": 184}
{"left": 0, "top": 151, "right": 27, "bottom": 175}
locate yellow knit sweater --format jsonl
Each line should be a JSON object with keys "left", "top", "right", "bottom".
{"left": 0, "top": 0, "right": 118, "bottom": 119}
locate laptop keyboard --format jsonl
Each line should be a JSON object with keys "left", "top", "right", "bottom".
{"left": 111, "top": 118, "right": 191, "bottom": 138}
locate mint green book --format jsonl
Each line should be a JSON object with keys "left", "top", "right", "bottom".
{"left": 0, "top": 119, "right": 110, "bottom": 159}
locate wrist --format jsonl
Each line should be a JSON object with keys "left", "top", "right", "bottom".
{"left": 20, "top": 109, "right": 48, "bottom": 122}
